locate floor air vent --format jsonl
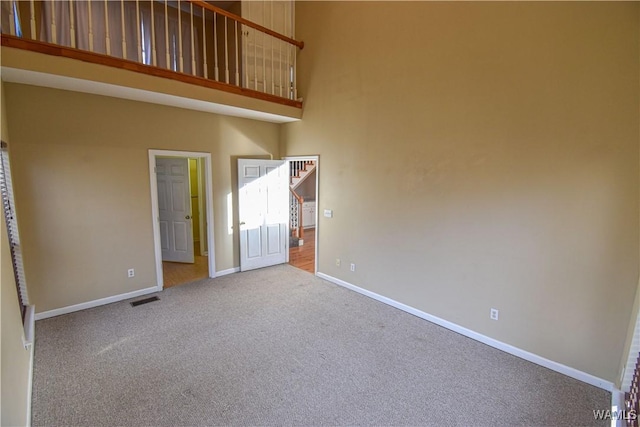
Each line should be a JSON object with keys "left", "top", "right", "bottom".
{"left": 130, "top": 296, "right": 159, "bottom": 307}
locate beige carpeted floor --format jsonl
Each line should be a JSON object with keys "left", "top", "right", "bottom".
{"left": 32, "top": 264, "right": 609, "bottom": 426}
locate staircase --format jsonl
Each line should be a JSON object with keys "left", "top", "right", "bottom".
{"left": 289, "top": 160, "right": 316, "bottom": 247}
{"left": 290, "top": 161, "right": 316, "bottom": 190}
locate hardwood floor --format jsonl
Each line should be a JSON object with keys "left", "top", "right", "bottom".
{"left": 162, "top": 243, "right": 209, "bottom": 288}
{"left": 289, "top": 227, "right": 315, "bottom": 273}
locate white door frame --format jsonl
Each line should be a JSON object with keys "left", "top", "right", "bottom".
{"left": 197, "top": 158, "right": 208, "bottom": 256}
{"left": 284, "top": 155, "right": 319, "bottom": 275}
{"left": 149, "top": 150, "right": 216, "bottom": 291}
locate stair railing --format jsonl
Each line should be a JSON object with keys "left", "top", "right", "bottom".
{"left": 289, "top": 187, "right": 303, "bottom": 240}
{"left": 0, "top": 0, "right": 303, "bottom": 102}
{"left": 626, "top": 352, "right": 640, "bottom": 426}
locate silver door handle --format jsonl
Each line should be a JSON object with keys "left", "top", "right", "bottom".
{"left": 239, "top": 221, "right": 246, "bottom": 225}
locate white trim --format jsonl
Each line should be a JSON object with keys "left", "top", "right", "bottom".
{"left": 283, "top": 155, "right": 319, "bottom": 275}
{"left": 22, "top": 304, "right": 35, "bottom": 348}
{"left": 611, "top": 388, "right": 625, "bottom": 427}
{"left": 148, "top": 150, "right": 216, "bottom": 292}
{"left": 316, "top": 272, "right": 614, "bottom": 392}
{"left": 197, "top": 158, "right": 207, "bottom": 257}
{"left": 216, "top": 267, "right": 240, "bottom": 277}
{"left": 26, "top": 331, "right": 34, "bottom": 427}
{"left": 34, "top": 286, "right": 158, "bottom": 320}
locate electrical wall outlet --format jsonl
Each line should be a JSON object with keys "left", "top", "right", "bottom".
{"left": 490, "top": 308, "right": 499, "bottom": 321}
{"left": 350, "top": 263, "right": 356, "bottom": 272}
{"left": 127, "top": 268, "right": 135, "bottom": 278}
{"left": 336, "top": 258, "right": 341, "bottom": 267}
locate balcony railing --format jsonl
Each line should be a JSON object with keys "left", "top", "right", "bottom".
{"left": 0, "top": 0, "right": 303, "bottom": 106}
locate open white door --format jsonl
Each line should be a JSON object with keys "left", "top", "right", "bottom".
{"left": 238, "top": 159, "right": 288, "bottom": 271}
{"left": 157, "top": 157, "right": 194, "bottom": 263}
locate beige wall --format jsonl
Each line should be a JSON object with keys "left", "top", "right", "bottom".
{"left": 283, "top": 1, "right": 640, "bottom": 382}
{"left": 1, "top": 81, "right": 32, "bottom": 427}
{"left": 4, "top": 83, "right": 280, "bottom": 313}
{"left": 619, "top": 5, "right": 640, "bottom": 389}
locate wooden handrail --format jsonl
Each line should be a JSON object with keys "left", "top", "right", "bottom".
{"left": 289, "top": 186, "right": 304, "bottom": 204}
{"left": 185, "top": 0, "right": 304, "bottom": 50}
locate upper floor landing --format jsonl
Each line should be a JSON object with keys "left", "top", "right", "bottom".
{"left": 0, "top": 0, "right": 303, "bottom": 123}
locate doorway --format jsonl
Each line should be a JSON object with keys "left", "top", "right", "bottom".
{"left": 149, "top": 150, "right": 216, "bottom": 291}
{"left": 285, "top": 156, "right": 319, "bottom": 274}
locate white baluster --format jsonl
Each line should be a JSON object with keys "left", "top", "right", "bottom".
{"left": 285, "top": 3, "right": 289, "bottom": 97}
{"left": 8, "top": 0, "right": 15, "bottom": 36}
{"left": 50, "top": 0, "right": 56, "bottom": 43}
{"left": 244, "top": 24, "right": 249, "bottom": 88}
{"left": 293, "top": 44, "right": 297, "bottom": 100}
{"left": 104, "top": 0, "right": 111, "bottom": 56}
{"left": 213, "top": 12, "right": 218, "bottom": 81}
{"left": 177, "top": 0, "right": 183, "bottom": 73}
{"left": 136, "top": 0, "right": 142, "bottom": 62}
{"left": 190, "top": 2, "right": 195, "bottom": 75}
{"left": 70, "top": 0, "right": 76, "bottom": 48}
{"left": 270, "top": 37, "right": 274, "bottom": 95}
{"left": 202, "top": 8, "right": 207, "bottom": 78}
{"left": 234, "top": 21, "right": 239, "bottom": 85}
{"left": 120, "top": 0, "right": 126, "bottom": 59}
{"left": 262, "top": 2, "right": 266, "bottom": 92}
{"left": 29, "top": 0, "right": 36, "bottom": 39}
{"left": 104, "top": 0, "right": 110, "bottom": 55}
{"left": 292, "top": 0, "right": 297, "bottom": 100}
{"left": 253, "top": 25, "right": 257, "bottom": 90}
{"left": 262, "top": 33, "right": 266, "bottom": 93}
{"left": 286, "top": 40, "right": 290, "bottom": 98}
{"left": 271, "top": 0, "right": 274, "bottom": 94}
{"left": 151, "top": 0, "right": 157, "bottom": 66}
{"left": 88, "top": 0, "right": 93, "bottom": 51}
{"left": 246, "top": 1, "right": 251, "bottom": 87}
{"left": 224, "top": 16, "right": 229, "bottom": 84}
{"left": 279, "top": 39, "right": 283, "bottom": 97}
{"left": 164, "top": 0, "right": 169, "bottom": 68}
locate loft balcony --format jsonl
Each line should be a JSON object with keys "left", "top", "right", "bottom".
{"left": 0, "top": 0, "right": 303, "bottom": 122}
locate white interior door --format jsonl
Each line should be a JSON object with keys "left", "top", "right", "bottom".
{"left": 238, "top": 159, "right": 288, "bottom": 271}
{"left": 157, "top": 157, "right": 194, "bottom": 263}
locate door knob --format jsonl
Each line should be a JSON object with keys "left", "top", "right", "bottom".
{"left": 185, "top": 215, "right": 191, "bottom": 220}
{"left": 240, "top": 221, "right": 246, "bottom": 225}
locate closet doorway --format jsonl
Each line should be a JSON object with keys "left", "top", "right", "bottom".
{"left": 149, "top": 150, "right": 215, "bottom": 291}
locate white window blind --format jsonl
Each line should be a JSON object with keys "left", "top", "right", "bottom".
{"left": 0, "top": 141, "right": 30, "bottom": 317}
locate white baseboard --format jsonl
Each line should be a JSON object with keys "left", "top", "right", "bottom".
{"left": 35, "top": 286, "right": 158, "bottom": 320}
{"left": 35, "top": 268, "right": 243, "bottom": 321}
{"left": 216, "top": 267, "right": 240, "bottom": 277}
{"left": 316, "top": 272, "right": 614, "bottom": 392}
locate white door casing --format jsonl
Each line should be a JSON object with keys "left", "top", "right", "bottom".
{"left": 238, "top": 159, "right": 288, "bottom": 271}
{"left": 156, "top": 157, "right": 195, "bottom": 263}
{"left": 284, "top": 155, "right": 319, "bottom": 274}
